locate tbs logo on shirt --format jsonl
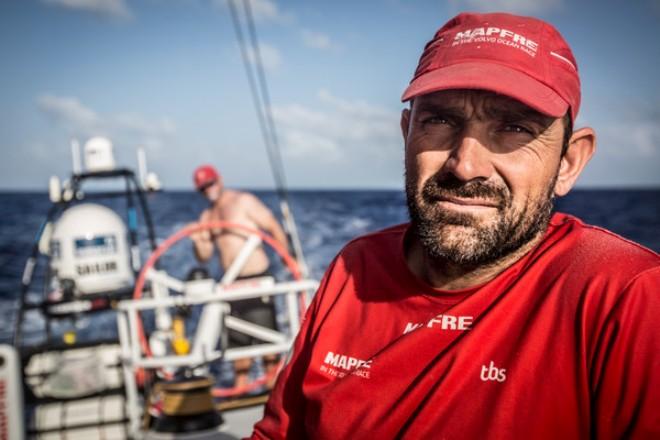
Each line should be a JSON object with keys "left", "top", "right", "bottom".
{"left": 480, "top": 361, "right": 507, "bottom": 382}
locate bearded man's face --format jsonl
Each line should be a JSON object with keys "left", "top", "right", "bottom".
{"left": 402, "top": 90, "right": 566, "bottom": 266}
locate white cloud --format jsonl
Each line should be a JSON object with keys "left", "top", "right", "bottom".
{"left": 212, "top": 0, "right": 293, "bottom": 23}
{"left": 600, "top": 121, "right": 660, "bottom": 158}
{"left": 317, "top": 89, "right": 395, "bottom": 121}
{"left": 37, "top": 95, "right": 100, "bottom": 131}
{"left": 113, "top": 113, "right": 176, "bottom": 137}
{"left": 283, "top": 130, "right": 341, "bottom": 160}
{"left": 301, "top": 29, "right": 335, "bottom": 50}
{"left": 449, "top": 0, "right": 563, "bottom": 14}
{"left": 273, "top": 90, "right": 401, "bottom": 162}
{"left": 36, "top": 94, "right": 176, "bottom": 150}
{"left": 249, "top": 0, "right": 283, "bottom": 22}
{"left": 595, "top": 99, "right": 660, "bottom": 158}
{"left": 42, "top": 0, "right": 133, "bottom": 20}
{"left": 246, "top": 43, "right": 282, "bottom": 70}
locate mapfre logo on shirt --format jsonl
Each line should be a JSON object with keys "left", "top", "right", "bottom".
{"left": 320, "top": 351, "right": 372, "bottom": 379}
{"left": 404, "top": 314, "right": 473, "bottom": 334}
{"left": 323, "top": 351, "right": 372, "bottom": 370}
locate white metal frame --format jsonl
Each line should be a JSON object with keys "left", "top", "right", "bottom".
{"left": 117, "top": 253, "right": 317, "bottom": 438}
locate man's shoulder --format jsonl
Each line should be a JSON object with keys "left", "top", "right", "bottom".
{"left": 221, "top": 189, "right": 259, "bottom": 207}
{"left": 224, "top": 188, "right": 250, "bottom": 199}
{"left": 338, "top": 223, "right": 409, "bottom": 261}
{"left": 314, "top": 224, "right": 409, "bottom": 300}
{"left": 547, "top": 213, "right": 660, "bottom": 276}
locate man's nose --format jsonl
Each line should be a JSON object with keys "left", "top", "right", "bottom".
{"left": 442, "top": 128, "right": 494, "bottom": 182}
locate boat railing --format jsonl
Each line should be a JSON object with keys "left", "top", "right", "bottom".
{"left": 116, "top": 274, "right": 318, "bottom": 438}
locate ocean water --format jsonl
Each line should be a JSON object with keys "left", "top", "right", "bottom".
{"left": 1, "top": 189, "right": 659, "bottom": 344}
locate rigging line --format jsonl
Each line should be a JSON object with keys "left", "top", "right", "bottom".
{"left": 234, "top": 0, "right": 309, "bottom": 275}
{"left": 227, "top": 0, "right": 283, "bottom": 190}
{"left": 242, "top": 0, "right": 289, "bottom": 197}
{"left": 242, "top": 0, "right": 309, "bottom": 275}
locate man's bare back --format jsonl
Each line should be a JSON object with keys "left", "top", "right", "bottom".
{"left": 198, "top": 189, "right": 284, "bottom": 276}
{"left": 190, "top": 166, "right": 288, "bottom": 277}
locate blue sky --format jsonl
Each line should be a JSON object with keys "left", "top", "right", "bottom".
{"left": 2, "top": 0, "right": 659, "bottom": 190}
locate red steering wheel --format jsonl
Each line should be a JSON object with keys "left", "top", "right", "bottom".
{"left": 131, "top": 221, "right": 306, "bottom": 396}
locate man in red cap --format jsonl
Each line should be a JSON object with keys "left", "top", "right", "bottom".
{"left": 191, "top": 164, "right": 288, "bottom": 389}
{"left": 251, "top": 12, "right": 660, "bottom": 439}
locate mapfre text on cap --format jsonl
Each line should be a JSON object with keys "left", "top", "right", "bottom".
{"left": 453, "top": 27, "right": 539, "bottom": 57}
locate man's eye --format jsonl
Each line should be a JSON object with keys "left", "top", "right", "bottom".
{"left": 423, "top": 116, "right": 450, "bottom": 125}
{"left": 502, "top": 124, "right": 532, "bottom": 134}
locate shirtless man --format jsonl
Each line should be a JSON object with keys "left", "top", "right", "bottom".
{"left": 190, "top": 164, "right": 288, "bottom": 389}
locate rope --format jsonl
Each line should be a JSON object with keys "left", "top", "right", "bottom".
{"left": 242, "top": 0, "right": 289, "bottom": 195}
{"left": 227, "top": 0, "right": 281, "bottom": 189}
{"left": 227, "top": 0, "right": 309, "bottom": 277}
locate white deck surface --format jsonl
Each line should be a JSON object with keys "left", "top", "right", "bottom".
{"left": 221, "top": 405, "right": 264, "bottom": 439}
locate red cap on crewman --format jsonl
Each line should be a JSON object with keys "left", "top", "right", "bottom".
{"left": 193, "top": 165, "right": 220, "bottom": 191}
{"left": 402, "top": 12, "right": 581, "bottom": 121}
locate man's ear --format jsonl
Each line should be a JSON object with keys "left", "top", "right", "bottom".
{"left": 401, "top": 108, "right": 411, "bottom": 142}
{"left": 554, "top": 127, "right": 596, "bottom": 197}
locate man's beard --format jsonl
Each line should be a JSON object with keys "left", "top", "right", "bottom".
{"left": 405, "top": 172, "right": 555, "bottom": 267}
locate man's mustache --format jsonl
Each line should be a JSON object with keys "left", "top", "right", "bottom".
{"left": 421, "top": 175, "right": 509, "bottom": 209}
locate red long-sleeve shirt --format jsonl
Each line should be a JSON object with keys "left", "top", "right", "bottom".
{"left": 252, "top": 213, "right": 660, "bottom": 439}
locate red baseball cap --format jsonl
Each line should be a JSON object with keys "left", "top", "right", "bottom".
{"left": 193, "top": 164, "right": 220, "bottom": 190}
{"left": 402, "top": 12, "right": 581, "bottom": 121}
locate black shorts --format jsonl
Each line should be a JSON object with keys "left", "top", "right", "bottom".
{"left": 226, "top": 272, "right": 278, "bottom": 348}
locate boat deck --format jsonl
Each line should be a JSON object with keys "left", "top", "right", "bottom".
{"left": 222, "top": 405, "right": 264, "bottom": 439}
